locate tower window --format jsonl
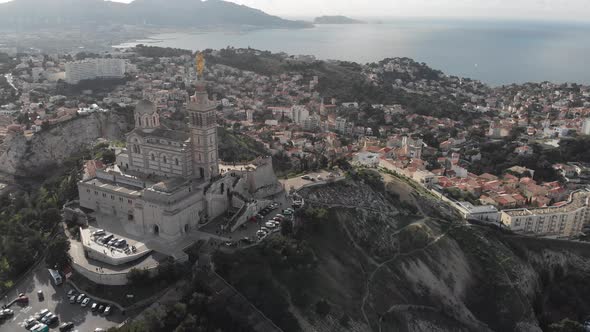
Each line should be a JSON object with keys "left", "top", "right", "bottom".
{"left": 151, "top": 154, "right": 155, "bottom": 161}
{"left": 163, "top": 156, "right": 167, "bottom": 164}
{"left": 175, "top": 158, "right": 179, "bottom": 166}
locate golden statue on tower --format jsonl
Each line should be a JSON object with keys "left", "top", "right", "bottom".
{"left": 196, "top": 52, "right": 205, "bottom": 80}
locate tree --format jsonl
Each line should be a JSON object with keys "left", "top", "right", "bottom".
{"left": 315, "top": 299, "right": 331, "bottom": 317}
{"left": 280, "top": 219, "right": 293, "bottom": 236}
{"left": 127, "top": 268, "right": 151, "bottom": 285}
{"left": 40, "top": 208, "right": 62, "bottom": 231}
{"left": 46, "top": 235, "right": 72, "bottom": 271}
{"left": 101, "top": 149, "right": 116, "bottom": 164}
{"left": 548, "top": 318, "right": 583, "bottom": 332}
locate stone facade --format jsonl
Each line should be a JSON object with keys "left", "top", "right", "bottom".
{"left": 78, "top": 82, "right": 283, "bottom": 242}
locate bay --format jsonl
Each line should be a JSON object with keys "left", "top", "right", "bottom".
{"left": 114, "top": 19, "right": 590, "bottom": 86}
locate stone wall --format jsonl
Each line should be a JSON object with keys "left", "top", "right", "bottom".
{"left": 0, "top": 112, "right": 129, "bottom": 176}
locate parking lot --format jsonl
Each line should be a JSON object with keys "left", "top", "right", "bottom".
{"left": 0, "top": 261, "right": 125, "bottom": 332}
{"left": 201, "top": 194, "right": 294, "bottom": 249}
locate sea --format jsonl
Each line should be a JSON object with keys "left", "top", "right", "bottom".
{"left": 113, "top": 18, "right": 590, "bottom": 86}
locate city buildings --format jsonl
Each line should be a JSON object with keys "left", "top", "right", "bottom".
{"left": 582, "top": 118, "right": 590, "bottom": 135}
{"left": 65, "top": 58, "right": 126, "bottom": 84}
{"left": 500, "top": 189, "right": 590, "bottom": 238}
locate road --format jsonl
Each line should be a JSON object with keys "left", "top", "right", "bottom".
{"left": 0, "top": 261, "right": 125, "bottom": 332}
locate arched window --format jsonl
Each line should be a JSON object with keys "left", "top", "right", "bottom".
{"left": 151, "top": 153, "right": 155, "bottom": 161}
{"left": 163, "top": 156, "right": 167, "bottom": 164}
{"left": 175, "top": 158, "right": 179, "bottom": 166}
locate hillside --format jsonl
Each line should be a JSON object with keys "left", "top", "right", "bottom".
{"left": 213, "top": 172, "right": 590, "bottom": 332}
{"left": 314, "top": 15, "right": 365, "bottom": 24}
{"left": 0, "top": 0, "right": 310, "bottom": 29}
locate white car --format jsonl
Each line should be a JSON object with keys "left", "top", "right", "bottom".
{"left": 265, "top": 221, "right": 277, "bottom": 228}
{"left": 81, "top": 297, "right": 91, "bottom": 307}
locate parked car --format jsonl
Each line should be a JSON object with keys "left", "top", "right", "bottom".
{"left": 30, "top": 323, "right": 49, "bottom": 332}
{"left": 41, "top": 312, "right": 59, "bottom": 325}
{"left": 265, "top": 221, "right": 277, "bottom": 228}
{"left": 37, "top": 290, "right": 44, "bottom": 301}
{"left": 100, "top": 234, "right": 114, "bottom": 244}
{"left": 301, "top": 175, "right": 311, "bottom": 180}
{"left": 107, "top": 238, "right": 118, "bottom": 246}
{"left": 0, "top": 308, "right": 13, "bottom": 319}
{"left": 40, "top": 312, "right": 54, "bottom": 324}
{"left": 98, "top": 304, "right": 105, "bottom": 313}
{"left": 76, "top": 293, "right": 86, "bottom": 303}
{"left": 260, "top": 227, "right": 269, "bottom": 233}
{"left": 45, "top": 313, "right": 58, "bottom": 325}
{"left": 66, "top": 289, "right": 77, "bottom": 297}
{"left": 81, "top": 297, "right": 91, "bottom": 307}
{"left": 91, "top": 302, "right": 99, "bottom": 311}
{"left": 91, "top": 229, "right": 105, "bottom": 237}
{"left": 59, "top": 322, "right": 74, "bottom": 331}
{"left": 36, "top": 309, "right": 50, "bottom": 320}
{"left": 24, "top": 317, "right": 38, "bottom": 329}
{"left": 104, "top": 305, "right": 112, "bottom": 316}
{"left": 115, "top": 239, "right": 127, "bottom": 248}
{"left": 69, "top": 295, "right": 77, "bottom": 304}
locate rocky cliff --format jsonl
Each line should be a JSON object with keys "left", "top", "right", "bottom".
{"left": 0, "top": 112, "right": 129, "bottom": 176}
{"left": 214, "top": 173, "right": 590, "bottom": 332}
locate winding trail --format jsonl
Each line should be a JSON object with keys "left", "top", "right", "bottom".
{"left": 360, "top": 230, "right": 451, "bottom": 330}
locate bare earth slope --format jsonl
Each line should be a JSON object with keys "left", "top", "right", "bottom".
{"left": 214, "top": 173, "right": 590, "bottom": 332}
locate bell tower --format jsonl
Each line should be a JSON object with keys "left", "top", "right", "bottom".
{"left": 188, "top": 53, "right": 219, "bottom": 181}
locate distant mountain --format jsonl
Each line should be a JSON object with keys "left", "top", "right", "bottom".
{"left": 0, "top": 0, "right": 310, "bottom": 29}
{"left": 313, "top": 15, "right": 365, "bottom": 24}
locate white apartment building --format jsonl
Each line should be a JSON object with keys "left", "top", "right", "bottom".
{"left": 500, "top": 189, "right": 590, "bottom": 239}
{"left": 65, "top": 58, "right": 126, "bottom": 84}
{"left": 291, "top": 105, "right": 309, "bottom": 124}
{"left": 582, "top": 118, "right": 590, "bottom": 136}
{"left": 335, "top": 117, "right": 347, "bottom": 133}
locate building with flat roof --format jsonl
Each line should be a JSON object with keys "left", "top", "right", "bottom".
{"left": 500, "top": 189, "right": 590, "bottom": 239}
{"left": 65, "top": 58, "right": 126, "bottom": 84}
{"left": 455, "top": 201, "right": 500, "bottom": 222}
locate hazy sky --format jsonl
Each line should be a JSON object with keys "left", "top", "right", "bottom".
{"left": 0, "top": 0, "right": 588, "bottom": 21}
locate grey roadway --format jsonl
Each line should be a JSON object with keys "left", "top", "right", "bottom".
{"left": 0, "top": 260, "right": 125, "bottom": 332}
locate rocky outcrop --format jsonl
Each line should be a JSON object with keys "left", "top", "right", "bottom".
{"left": 0, "top": 112, "right": 129, "bottom": 176}
{"left": 215, "top": 178, "right": 590, "bottom": 332}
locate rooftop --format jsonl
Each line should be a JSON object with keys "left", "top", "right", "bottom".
{"left": 83, "top": 178, "right": 142, "bottom": 197}
{"left": 503, "top": 189, "right": 590, "bottom": 217}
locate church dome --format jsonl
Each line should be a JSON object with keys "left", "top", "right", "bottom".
{"left": 135, "top": 100, "right": 156, "bottom": 115}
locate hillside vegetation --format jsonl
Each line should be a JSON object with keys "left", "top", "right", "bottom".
{"left": 212, "top": 173, "right": 590, "bottom": 332}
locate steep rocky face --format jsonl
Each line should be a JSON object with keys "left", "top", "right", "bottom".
{"left": 214, "top": 176, "right": 590, "bottom": 332}
{"left": 0, "top": 112, "right": 129, "bottom": 176}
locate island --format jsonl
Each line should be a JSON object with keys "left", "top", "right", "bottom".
{"left": 313, "top": 15, "right": 365, "bottom": 24}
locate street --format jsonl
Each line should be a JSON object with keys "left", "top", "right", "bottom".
{"left": 0, "top": 261, "right": 125, "bottom": 332}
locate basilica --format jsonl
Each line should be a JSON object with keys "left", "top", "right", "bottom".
{"left": 77, "top": 80, "right": 283, "bottom": 241}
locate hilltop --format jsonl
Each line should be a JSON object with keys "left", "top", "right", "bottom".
{"left": 213, "top": 172, "right": 590, "bottom": 332}
{"left": 0, "top": 0, "right": 310, "bottom": 29}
